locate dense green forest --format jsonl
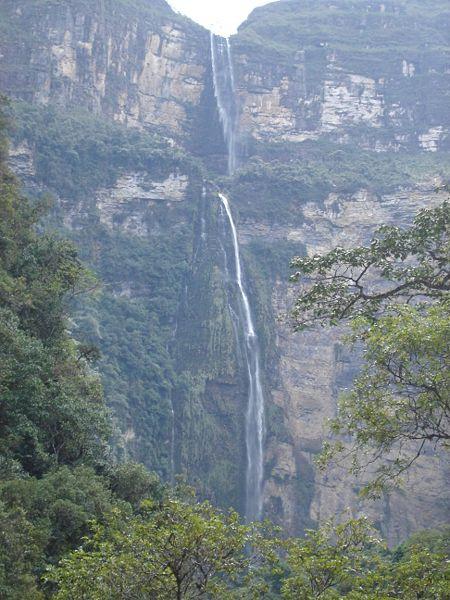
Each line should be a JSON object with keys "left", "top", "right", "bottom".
{"left": 9, "top": 101, "right": 207, "bottom": 478}
{"left": 0, "top": 0, "right": 448, "bottom": 594}
{"left": 0, "top": 91, "right": 449, "bottom": 597}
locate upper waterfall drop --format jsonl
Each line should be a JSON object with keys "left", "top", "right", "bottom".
{"left": 210, "top": 33, "right": 238, "bottom": 175}
{"left": 211, "top": 33, "right": 265, "bottom": 522}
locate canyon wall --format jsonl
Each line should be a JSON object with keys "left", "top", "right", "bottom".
{"left": 1, "top": 0, "right": 449, "bottom": 543}
{"left": 237, "top": 182, "right": 449, "bottom": 543}
{"left": 234, "top": 0, "right": 450, "bottom": 152}
{"left": 0, "top": 0, "right": 209, "bottom": 137}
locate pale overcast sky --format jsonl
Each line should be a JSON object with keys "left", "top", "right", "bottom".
{"left": 168, "top": 0, "right": 273, "bottom": 36}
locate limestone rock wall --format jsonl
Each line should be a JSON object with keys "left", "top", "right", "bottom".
{"left": 94, "top": 172, "right": 189, "bottom": 234}
{"left": 239, "top": 182, "right": 450, "bottom": 545}
{"left": 235, "top": 55, "right": 449, "bottom": 150}
{"left": 233, "top": 0, "right": 450, "bottom": 151}
{"left": 0, "top": 0, "right": 209, "bottom": 137}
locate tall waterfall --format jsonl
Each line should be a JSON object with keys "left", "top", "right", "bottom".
{"left": 211, "top": 33, "right": 265, "bottom": 522}
{"left": 210, "top": 33, "right": 238, "bottom": 175}
{"left": 218, "top": 193, "right": 265, "bottom": 521}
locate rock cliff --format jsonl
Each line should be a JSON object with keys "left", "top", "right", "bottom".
{"left": 1, "top": 0, "right": 449, "bottom": 543}
{"left": 238, "top": 181, "right": 449, "bottom": 544}
{"left": 0, "top": 0, "right": 209, "bottom": 137}
{"left": 234, "top": 0, "right": 450, "bottom": 152}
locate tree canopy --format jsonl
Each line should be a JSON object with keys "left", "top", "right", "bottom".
{"left": 290, "top": 200, "right": 449, "bottom": 329}
{"left": 49, "top": 509, "right": 450, "bottom": 599}
{"left": 0, "top": 102, "right": 110, "bottom": 478}
{"left": 0, "top": 96, "right": 161, "bottom": 595}
{"left": 291, "top": 199, "right": 449, "bottom": 493}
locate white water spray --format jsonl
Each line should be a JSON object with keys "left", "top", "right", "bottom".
{"left": 210, "top": 33, "right": 238, "bottom": 175}
{"left": 211, "top": 32, "right": 265, "bottom": 521}
{"left": 218, "top": 193, "right": 265, "bottom": 521}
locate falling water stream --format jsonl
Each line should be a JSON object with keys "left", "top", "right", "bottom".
{"left": 210, "top": 34, "right": 238, "bottom": 175}
{"left": 211, "top": 33, "right": 265, "bottom": 521}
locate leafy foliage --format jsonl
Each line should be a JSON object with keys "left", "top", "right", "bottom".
{"left": 0, "top": 500, "right": 44, "bottom": 599}
{"left": 324, "top": 304, "right": 449, "bottom": 490}
{"left": 237, "top": 0, "right": 449, "bottom": 78}
{"left": 291, "top": 200, "right": 449, "bottom": 328}
{"left": 291, "top": 200, "right": 449, "bottom": 492}
{"left": 0, "top": 96, "right": 170, "bottom": 594}
{"left": 11, "top": 102, "right": 198, "bottom": 199}
{"left": 0, "top": 466, "right": 116, "bottom": 562}
{"left": 8, "top": 102, "right": 209, "bottom": 476}
{"left": 282, "top": 521, "right": 450, "bottom": 599}
{"left": 231, "top": 152, "right": 450, "bottom": 224}
{"left": 109, "top": 462, "right": 165, "bottom": 508}
{"left": 0, "top": 104, "right": 111, "bottom": 476}
{"left": 48, "top": 511, "right": 450, "bottom": 599}
{"left": 282, "top": 517, "right": 381, "bottom": 599}
{"left": 47, "top": 498, "right": 272, "bottom": 599}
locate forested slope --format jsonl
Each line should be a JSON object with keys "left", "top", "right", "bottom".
{"left": 0, "top": 102, "right": 448, "bottom": 596}
{"left": 0, "top": 0, "right": 449, "bottom": 539}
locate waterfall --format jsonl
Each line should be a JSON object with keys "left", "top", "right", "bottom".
{"left": 210, "top": 33, "right": 238, "bottom": 175}
{"left": 211, "top": 33, "right": 265, "bottom": 522}
{"left": 169, "top": 405, "right": 175, "bottom": 485}
{"left": 218, "top": 193, "right": 265, "bottom": 521}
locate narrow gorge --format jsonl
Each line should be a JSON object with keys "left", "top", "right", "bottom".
{"left": 1, "top": 0, "right": 449, "bottom": 545}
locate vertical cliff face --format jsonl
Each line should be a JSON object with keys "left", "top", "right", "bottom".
{"left": 0, "top": 0, "right": 209, "bottom": 138}
{"left": 234, "top": 0, "right": 450, "bottom": 152}
{"left": 236, "top": 182, "right": 449, "bottom": 544}
{"left": 226, "top": 0, "right": 450, "bottom": 543}
{"left": 2, "top": 0, "right": 449, "bottom": 542}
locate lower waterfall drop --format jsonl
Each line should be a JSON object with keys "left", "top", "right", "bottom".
{"left": 218, "top": 193, "right": 265, "bottom": 522}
